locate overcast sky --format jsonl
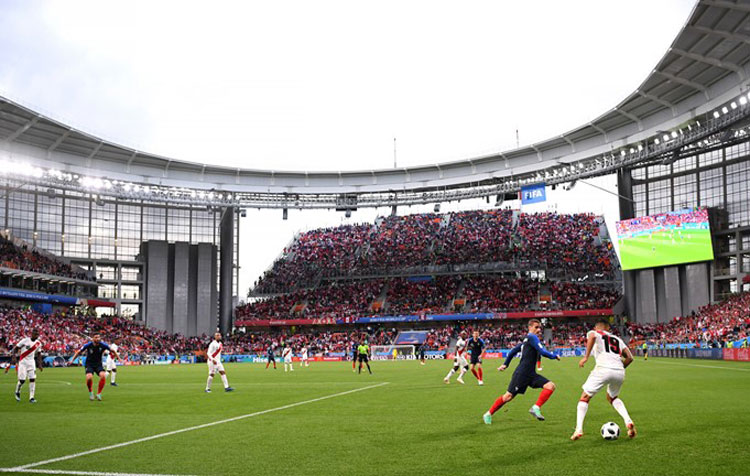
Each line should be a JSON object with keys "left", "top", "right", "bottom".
{"left": 0, "top": 0, "right": 696, "bottom": 297}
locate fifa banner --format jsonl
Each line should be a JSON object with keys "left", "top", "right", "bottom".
{"left": 521, "top": 183, "right": 546, "bottom": 205}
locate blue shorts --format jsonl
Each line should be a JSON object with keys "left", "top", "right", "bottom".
{"left": 507, "top": 371, "right": 548, "bottom": 396}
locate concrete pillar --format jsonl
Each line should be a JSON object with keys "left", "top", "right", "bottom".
{"left": 219, "top": 207, "right": 234, "bottom": 336}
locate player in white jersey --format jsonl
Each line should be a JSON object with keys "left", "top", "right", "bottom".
{"left": 7, "top": 329, "right": 43, "bottom": 403}
{"left": 444, "top": 332, "right": 469, "bottom": 384}
{"left": 301, "top": 346, "right": 309, "bottom": 367}
{"left": 282, "top": 345, "right": 294, "bottom": 372}
{"left": 104, "top": 340, "right": 121, "bottom": 386}
{"left": 205, "top": 333, "right": 234, "bottom": 393}
{"left": 571, "top": 319, "right": 636, "bottom": 441}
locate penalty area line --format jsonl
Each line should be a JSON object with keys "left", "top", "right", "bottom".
{"left": 0, "top": 469, "right": 195, "bottom": 476}
{"left": 6, "top": 382, "right": 390, "bottom": 472}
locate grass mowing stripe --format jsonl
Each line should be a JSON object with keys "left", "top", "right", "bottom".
{"left": 9, "top": 382, "right": 389, "bottom": 471}
{"left": 0, "top": 469, "right": 194, "bottom": 476}
{"left": 649, "top": 360, "right": 750, "bottom": 371}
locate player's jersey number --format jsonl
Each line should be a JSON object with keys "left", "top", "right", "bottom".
{"left": 602, "top": 335, "right": 621, "bottom": 355}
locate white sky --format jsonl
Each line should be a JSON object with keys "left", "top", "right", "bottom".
{"left": 0, "top": 0, "right": 696, "bottom": 297}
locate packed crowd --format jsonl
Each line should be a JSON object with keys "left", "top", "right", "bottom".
{"left": 515, "top": 213, "right": 613, "bottom": 276}
{"left": 549, "top": 282, "right": 620, "bottom": 310}
{"left": 254, "top": 210, "right": 615, "bottom": 293}
{"left": 0, "top": 236, "right": 92, "bottom": 281}
{"left": 0, "top": 307, "right": 204, "bottom": 357}
{"left": 237, "top": 274, "right": 621, "bottom": 320}
{"left": 628, "top": 291, "right": 750, "bottom": 346}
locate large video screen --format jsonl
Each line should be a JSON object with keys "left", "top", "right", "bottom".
{"left": 615, "top": 208, "right": 714, "bottom": 271}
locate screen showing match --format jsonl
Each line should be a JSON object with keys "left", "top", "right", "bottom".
{"left": 615, "top": 208, "right": 714, "bottom": 271}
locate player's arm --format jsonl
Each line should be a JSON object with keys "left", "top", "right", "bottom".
{"left": 499, "top": 344, "right": 521, "bottom": 371}
{"left": 621, "top": 345, "right": 634, "bottom": 368}
{"left": 529, "top": 334, "right": 559, "bottom": 361}
{"left": 70, "top": 343, "right": 89, "bottom": 364}
{"left": 35, "top": 350, "right": 43, "bottom": 372}
{"left": 479, "top": 340, "right": 486, "bottom": 361}
{"left": 579, "top": 332, "right": 596, "bottom": 367}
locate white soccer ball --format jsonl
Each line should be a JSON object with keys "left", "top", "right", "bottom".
{"left": 601, "top": 422, "right": 620, "bottom": 440}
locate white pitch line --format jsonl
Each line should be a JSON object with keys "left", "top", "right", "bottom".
{"left": 7, "top": 382, "right": 390, "bottom": 471}
{"left": 0, "top": 469, "right": 194, "bottom": 476}
{"left": 650, "top": 360, "right": 750, "bottom": 371}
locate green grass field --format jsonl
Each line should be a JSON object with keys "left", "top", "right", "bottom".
{"left": 618, "top": 228, "right": 714, "bottom": 270}
{"left": 2, "top": 358, "right": 749, "bottom": 476}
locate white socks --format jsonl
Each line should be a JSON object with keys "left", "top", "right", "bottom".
{"left": 15, "top": 380, "right": 23, "bottom": 393}
{"left": 206, "top": 375, "right": 213, "bottom": 390}
{"left": 445, "top": 369, "right": 456, "bottom": 379}
{"left": 459, "top": 368, "right": 467, "bottom": 379}
{"left": 29, "top": 381, "right": 35, "bottom": 399}
{"left": 576, "top": 401, "right": 589, "bottom": 432}
{"left": 220, "top": 374, "right": 229, "bottom": 389}
{"left": 111, "top": 371, "right": 116, "bottom": 383}
{"left": 612, "top": 398, "right": 633, "bottom": 425}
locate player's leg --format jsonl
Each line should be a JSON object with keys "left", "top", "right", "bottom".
{"left": 484, "top": 391, "right": 515, "bottom": 424}
{"left": 365, "top": 358, "right": 372, "bottom": 374}
{"left": 219, "top": 369, "right": 234, "bottom": 392}
{"left": 15, "top": 365, "right": 26, "bottom": 401}
{"left": 458, "top": 364, "right": 468, "bottom": 384}
{"left": 265, "top": 357, "right": 270, "bottom": 369}
{"left": 469, "top": 363, "right": 480, "bottom": 380}
{"left": 96, "top": 370, "right": 107, "bottom": 399}
{"left": 85, "top": 371, "right": 95, "bottom": 400}
{"left": 27, "top": 367, "right": 36, "bottom": 402}
{"left": 529, "top": 379, "right": 555, "bottom": 421}
{"left": 109, "top": 360, "right": 117, "bottom": 385}
{"left": 536, "top": 356, "right": 543, "bottom": 371}
{"left": 606, "top": 373, "right": 635, "bottom": 438}
{"left": 476, "top": 363, "right": 484, "bottom": 385}
{"left": 206, "top": 368, "right": 215, "bottom": 392}
{"left": 571, "top": 392, "right": 593, "bottom": 440}
{"left": 444, "top": 361, "right": 459, "bottom": 383}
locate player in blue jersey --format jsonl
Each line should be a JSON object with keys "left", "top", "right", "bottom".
{"left": 466, "top": 330, "right": 486, "bottom": 385}
{"left": 69, "top": 334, "right": 120, "bottom": 401}
{"left": 265, "top": 344, "right": 277, "bottom": 369}
{"left": 483, "top": 319, "right": 560, "bottom": 424}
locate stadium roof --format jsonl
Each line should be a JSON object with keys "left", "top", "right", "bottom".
{"left": 1, "top": 0, "right": 750, "bottom": 208}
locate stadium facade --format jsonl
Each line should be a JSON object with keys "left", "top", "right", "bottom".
{"left": 0, "top": 0, "right": 748, "bottom": 332}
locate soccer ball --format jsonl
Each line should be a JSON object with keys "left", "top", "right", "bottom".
{"left": 601, "top": 422, "right": 620, "bottom": 440}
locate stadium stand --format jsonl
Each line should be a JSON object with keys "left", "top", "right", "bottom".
{"left": 0, "top": 234, "right": 93, "bottom": 281}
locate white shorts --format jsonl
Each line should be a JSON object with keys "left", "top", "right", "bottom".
{"left": 17, "top": 361, "right": 36, "bottom": 381}
{"left": 302, "top": 355, "right": 308, "bottom": 361}
{"left": 454, "top": 354, "right": 468, "bottom": 368}
{"left": 582, "top": 367, "right": 625, "bottom": 398}
{"left": 208, "top": 360, "right": 225, "bottom": 374}
{"left": 105, "top": 358, "right": 117, "bottom": 371}
{"left": 284, "top": 357, "right": 292, "bottom": 363}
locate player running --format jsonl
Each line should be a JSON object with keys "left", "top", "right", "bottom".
{"left": 283, "top": 344, "right": 294, "bottom": 372}
{"left": 104, "top": 340, "right": 121, "bottom": 386}
{"left": 571, "top": 319, "right": 637, "bottom": 441}
{"left": 265, "top": 344, "right": 277, "bottom": 369}
{"left": 70, "top": 334, "right": 120, "bottom": 401}
{"left": 483, "top": 319, "right": 560, "bottom": 424}
{"left": 8, "top": 329, "right": 43, "bottom": 403}
{"left": 418, "top": 343, "right": 426, "bottom": 365}
{"left": 466, "top": 330, "right": 486, "bottom": 385}
{"left": 301, "top": 346, "right": 309, "bottom": 367}
{"left": 205, "top": 333, "right": 234, "bottom": 393}
{"left": 444, "top": 331, "right": 469, "bottom": 384}
{"left": 357, "top": 341, "right": 372, "bottom": 374}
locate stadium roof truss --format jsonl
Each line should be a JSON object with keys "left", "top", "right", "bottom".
{"left": 1, "top": 0, "right": 750, "bottom": 209}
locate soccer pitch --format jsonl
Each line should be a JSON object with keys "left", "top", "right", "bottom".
{"left": 1, "top": 358, "right": 749, "bottom": 476}
{"left": 618, "top": 228, "right": 714, "bottom": 270}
